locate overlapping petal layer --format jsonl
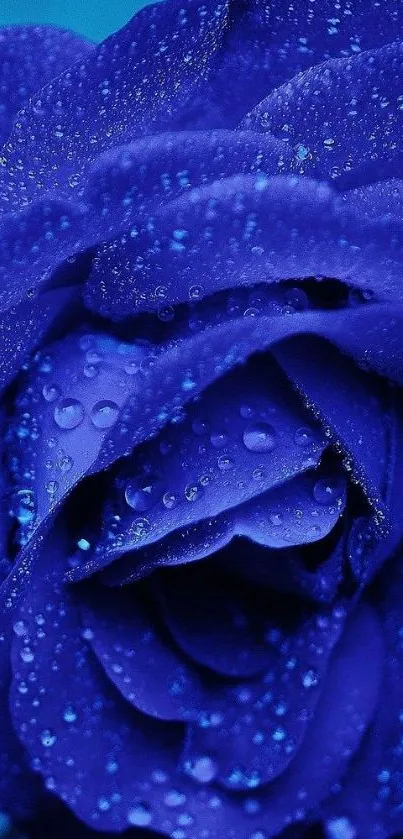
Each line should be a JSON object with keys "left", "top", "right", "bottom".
{"left": 0, "top": 0, "right": 402, "bottom": 837}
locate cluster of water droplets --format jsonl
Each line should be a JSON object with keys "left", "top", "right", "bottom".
{"left": 91, "top": 378, "right": 340, "bottom": 561}
{"left": 6, "top": 332, "right": 153, "bottom": 543}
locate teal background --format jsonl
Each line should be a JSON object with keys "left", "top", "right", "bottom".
{"left": 0, "top": 0, "right": 150, "bottom": 42}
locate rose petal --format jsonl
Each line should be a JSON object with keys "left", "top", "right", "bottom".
{"left": 78, "top": 464, "right": 346, "bottom": 584}
{"left": 78, "top": 585, "right": 217, "bottom": 722}
{"left": 179, "top": 0, "right": 403, "bottom": 129}
{"left": 242, "top": 41, "right": 403, "bottom": 190}
{"left": 273, "top": 335, "right": 393, "bottom": 510}
{"left": 81, "top": 174, "right": 403, "bottom": 316}
{"left": 9, "top": 564, "right": 382, "bottom": 836}
{"left": 0, "top": 0, "right": 232, "bottom": 211}
{"left": 86, "top": 357, "right": 328, "bottom": 560}
{"left": 321, "top": 551, "right": 403, "bottom": 838}
{"left": 0, "top": 25, "right": 92, "bottom": 146}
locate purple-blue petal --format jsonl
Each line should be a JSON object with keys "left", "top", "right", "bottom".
{"left": 0, "top": 25, "right": 93, "bottom": 146}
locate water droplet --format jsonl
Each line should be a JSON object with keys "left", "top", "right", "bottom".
{"left": 124, "top": 360, "right": 139, "bottom": 376}
{"left": 125, "top": 476, "right": 161, "bottom": 511}
{"left": 347, "top": 517, "right": 378, "bottom": 581}
{"left": 57, "top": 452, "right": 73, "bottom": 473}
{"left": 185, "top": 756, "right": 218, "bottom": 784}
{"left": 192, "top": 418, "right": 209, "bottom": 436}
{"left": 268, "top": 512, "right": 283, "bottom": 527}
{"left": 40, "top": 729, "right": 57, "bottom": 748}
{"left": 54, "top": 398, "right": 85, "bottom": 430}
{"left": 84, "top": 364, "right": 99, "bottom": 379}
{"left": 98, "top": 797, "right": 111, "bottom": 812}
{"left": 46, "top": 480, "right": 58, "bottom": 497}
{"left": 210, "top": 430, "right": 228, "bottom": 449}
{"left": 243, "top": 422, "right": 276, "bottom": 453}
{"left": 302, "top": 669, "right": 319, "bottom": 688}
{"left": 42, "top": 383, "right": 60, "bottom": 402}
{"left": 240, "top": 404, "right": 255, "bottom": 419}
{"left": 294, "top": 143, "right": 310, "bottom": 161}
{"left": 90, "top": 400, "right": 119, "bottom": 429}
{"left": 181, "top": 373, "right": 196, "bottom": 392}
{"left": 132, "top": 517, "right": 150, "bottom": 539}
{"left": 13, "top": 620, "right": 27, "bottom": 637}
{"left": 162, "top": 492, "right": 178, "bottom": 509}
{"left": 272, "top": 726, "right": 286, "bottom": 742}
{"left": 218, "top": 455, "right": 233, "bottom": 471}
{"left": 164, "top": 790, "right": 187, "bottom": 808}
{"left": 63, "top": 705, "right": 77, "bottom": 723}
{"left": 325, "top": 817, "right": 357, "bottom": 839}
{"left": 185, "top": 483, "right": 203, "bottom": 502}
{"left": 68, "top": 173, "right": 81, "bottom": 188}
{"left": 11, "top": 489, "right": 35, "bottom": 525}
{"left": 158, "top": 305, "right": 175, "bottom": 322}
{"left": 77, "top": 538, "right": 91, "bottom": 551}
{"left": 106, "top": 759, "right": 119, "bottom": 774}
{"left": 313, "top": 477, "right": 344, "bottom": 505}
{"left": 294, "top": 426, "right": 314, "bottom": 446}
{"left": 127, "top": 802, "right": 152, "bottom": 827}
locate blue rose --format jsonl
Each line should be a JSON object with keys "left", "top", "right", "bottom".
{"left": 1, "top": 2, "right": 403, "bottom": 838}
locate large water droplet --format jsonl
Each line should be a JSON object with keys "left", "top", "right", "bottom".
{"left": 283, "top": 287, "right": 309, "bottom": 312}
{"left": 40, "top": 729, "right": 57, "bottom": 748}
{"left": 186, "top": 756, "right": 218, "bottom": 784}
{"left": 185, "top": 483, "right": 203, "bottom": 502}
{"left": 313, "top": 477, "right": 343, "bottom": 505}
{"left": 127, "top": 803, "right": 152, "bottom": 827}
{"left": 294, "top": 426, "right": 314, "bottom": 447}
{"left": 42, "top": 383, "right": 61, "bottom": 402}
{"left": 210, "top": 430, "right": 228, "bottom": 449}
{"left": 325, "top": 817, "right": 357, "bottom": 839}
{"left": 347, "top": 517, "right": 378, "bottom": 582}
{"left": 54, "top": 398, "right": 85, "bottom": 430}
{"left": 125, "top": 476, "right": 161, "bottom": 511}
{"left": 11, "top": 489, "right": 35, "bottom": 525}
{"left": 57, "top": 452, "right": 73, "bottom": 473}
{"left": 243, "top": 422, "right": 276, "bottom": 453}
{"left": 162, "top": 492, "right": 178, "bottom": 509}
{"left": 90, "top": 400, "right": 119, "bottom": 429}
{"left": 63, "top": 704, "right": 77, "bottom": 723}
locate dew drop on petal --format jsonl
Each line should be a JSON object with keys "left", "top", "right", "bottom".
{"left": 243, "top": 422, "right": 276, "bottom": 453}
{"left": 185, "top": 483, "right": 203, "bottom": 502}
{"left": 63, "top": 705, "right": 77, "bottom": 723}
{"left": 42, "top": 383, "right": 61, "bottom": 402}
{"left": 40, "top": 729, "right": 57, "bottom": 748}
{"left": 125, "top": 477, "right": 161, "bottom": 511}
{"left": 210, "top": 430, "right": 228, "bottom": 449}
{"left": 313, "top": 477, "right": 344, "bottom": 505}
{"left": 13, "top": 620, "right": 27, "bottom": 637}
{"left": 11, "top": 489, "right": 35, "bottom": 525}
{"left": 90, "top": 400, "right": 119, "bottom": 429}
{"left": 325, "top": 817, "right": 357, "bottom": 839}
{"left": 162, "top": 492, "right": 179, "bottom": 509}
{"left": 127, "top": 802, "right": 152, "bottom": 827}
{"left": 54, "top": 398, "right": 85, "bottom": 430}
{"left": 185, "top": 756, "right": 218, "bottom": 784}
{"left": 294, "top": 426, "right": 314, "bottom": 447}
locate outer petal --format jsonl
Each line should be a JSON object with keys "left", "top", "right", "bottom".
{"left": 320, "top": 550, "right": 403, "bottom": 838}
{"left": 272, "top": 336, "right": 393, "bottom": 511}
{"left": 9, "top": 567, "right": 382, "bottom": 837}
{"left": 0, "top": 0, "right": 233, "bottom": 210}
{"left": 242, "top": 42, "right": 403, "bottom": 189}
{"left": 180, "top": 0, "right": 403, "bottom": 128}
{"left": 0, "top": 25, "right": 93, "bottom": 146}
